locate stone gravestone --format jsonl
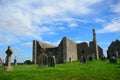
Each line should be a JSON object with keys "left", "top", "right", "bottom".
{"left": 0, "top": 58, "right": 3, "bottom": 66}
{"left": 109, "top": 56, "right": 117, "bottom": 63}
{"left": 88, "top": 56, "right": 93, "bottom": 61}
{"left": 80, "top": 56, "right": 83, "bottom": 64}
{"left": 101, "top": 55, "right": 105, "bottom": 61}
{"left": 48, "top": 55, "right": 56, "bottom": 67}
{"left": 69, "top": 57, "right": 72, "bottom": 62}
{"left": 38, "top": 48, "right": 48, "bottom": 67}
{"left": 80, "top": 56, "right": 86, "bottom": 64}
{"left": 14, "top": 56, "right": 17, "bottom": 65}
{"left": 83, "top": 56, "right": 86, "bottom": 63}
{"left": 4, "top": 46, "right": 13, "bottom": 71}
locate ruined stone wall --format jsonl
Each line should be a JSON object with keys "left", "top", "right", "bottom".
{"left": 46, "top": 47, "right": 57, "bottom": 63}
{"left": 89, "top": 41, "right": 103, "bottom": 59}
{"left": 66, "top": 38, "right": 77, "bottom": 62}
{"left": 77, "top": 42, "right": 89, "bottom": 60}
{"left": 57, "top": 39, "right": 64, "bottom": 63}
{"left": 33, "top": 40, "right": 42, "bottom": 64}
{"left": 98, "top": 46, "right": 103, "bottom": 58}
{"left": 46, "top": 48, "right": 57, "bottom": 56}
{"left": 33, "top": 36, "right": 103, "bottom": 64}
{"left": 62, "top": 37, "right": 67, "bottom": 63}
{"left": 89, "top": 41, "right": 97, "bottom": 59}
{"left": 56, "top": 37, "right": 78, "bottom": 63}
{"left": 36, "top": 42, "right": 42, "bottom": 64}
{"left": 107, "top": 40, "right": 120, "bottom": 58}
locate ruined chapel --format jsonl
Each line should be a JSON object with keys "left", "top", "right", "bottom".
{"left": 33, "top": 29, "right": 103, "bottom": 64}
{"left": 107, "top": 40, "right": 120, "bottom": 58}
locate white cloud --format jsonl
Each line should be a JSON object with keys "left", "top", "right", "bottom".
{"left": 0, "top": 34, "right": 19, "bottom": 45}
{"left": 75, "top": 40, "right": 89, "bottom": 44}
{"left": 57, "top": 0, "right": 102, "bottom": 15}
{"left": 46, "top": 32, "right": 58, "bottom": 35}
{"left": 22, "top": 42, "right": 33, "bottom": 47}
{"left": 0, "top": 0, "right": 103, "bottom": 45}
{"left": 95, "top": 18, "right": 105, "bottom": 23}
{"left": 44, "top": 40, "right": 60, "bottom": 46}
{"left": 112, "top": 3, "right": 120, "bottom": 13}
{"left": 52, "top": 40, "right": 61, "bottom": 46}
{"left": 75, "top": 40, "right": 82, "bottom": 43}
{"left": 63, "top": 17, "right": 87, "bottom": 23}
{"left": 69, "top": 23, "right": 78, "bottom": 28}
{"left": 98, "top": 17, "right": 120, "bottom": 33}
{"left": 34, "top": 6, "right": 58, "bottom": 16}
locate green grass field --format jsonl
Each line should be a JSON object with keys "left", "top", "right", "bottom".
{"left": 0, "top": 59, "right": 120, "bottom": 80}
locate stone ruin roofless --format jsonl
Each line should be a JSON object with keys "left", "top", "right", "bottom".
{"left": 107, "top": 39, "right": 120, "bottom": 58}
{"left": 33, "top": 29, "right": 103, "bottom": 64}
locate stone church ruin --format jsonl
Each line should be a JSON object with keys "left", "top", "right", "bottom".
{"left": 107, "top": 40, "right": 120, "bottom": 59}
{"left": 33, "top": 29, "right": 103, "bottom": 64}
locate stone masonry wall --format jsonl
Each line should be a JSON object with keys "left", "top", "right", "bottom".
{"left": 66, "top": 38, "right": 77, "bottom": 62}
{"left": 77, "top": 42, "right": 89, "bottom": 60}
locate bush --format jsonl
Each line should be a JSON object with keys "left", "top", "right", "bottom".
{"left": 24, "top": 60, "right": 33, "bottom": 64}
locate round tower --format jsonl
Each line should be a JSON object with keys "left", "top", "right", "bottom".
{"left": 92, "top": 29, "right": 99, "bottom": 59}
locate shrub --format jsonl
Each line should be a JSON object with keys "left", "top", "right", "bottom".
{"left": 24, "top": 60, "right": 33, "bottom": 64}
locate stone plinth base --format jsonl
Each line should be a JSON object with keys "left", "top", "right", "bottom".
{"left": 4, "top": 66, "right": 13, "bottom": 71}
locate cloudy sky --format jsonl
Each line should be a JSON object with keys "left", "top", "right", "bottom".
{"left": 0, "top": 0, "right": 120, "bottom": 63}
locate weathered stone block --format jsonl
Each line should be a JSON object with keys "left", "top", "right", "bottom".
{"left": 0, "top": 58, "right": 3, "bottom": 66}
{"left": 48, "top": 56, "right": 56, "bottom": 67}
{"left": 38, "top": 53, "right": 48, "bottom": 67}
{"left": 109, "top": 56, "right": 117, "bottom": 63}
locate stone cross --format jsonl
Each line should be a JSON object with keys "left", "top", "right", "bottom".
{"left": 4, "top": 46, "right": 13, "bottom": 71}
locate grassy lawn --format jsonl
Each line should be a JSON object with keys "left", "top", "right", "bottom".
{"left": 0, "top": 59, "right": 120, "bottom": 80}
